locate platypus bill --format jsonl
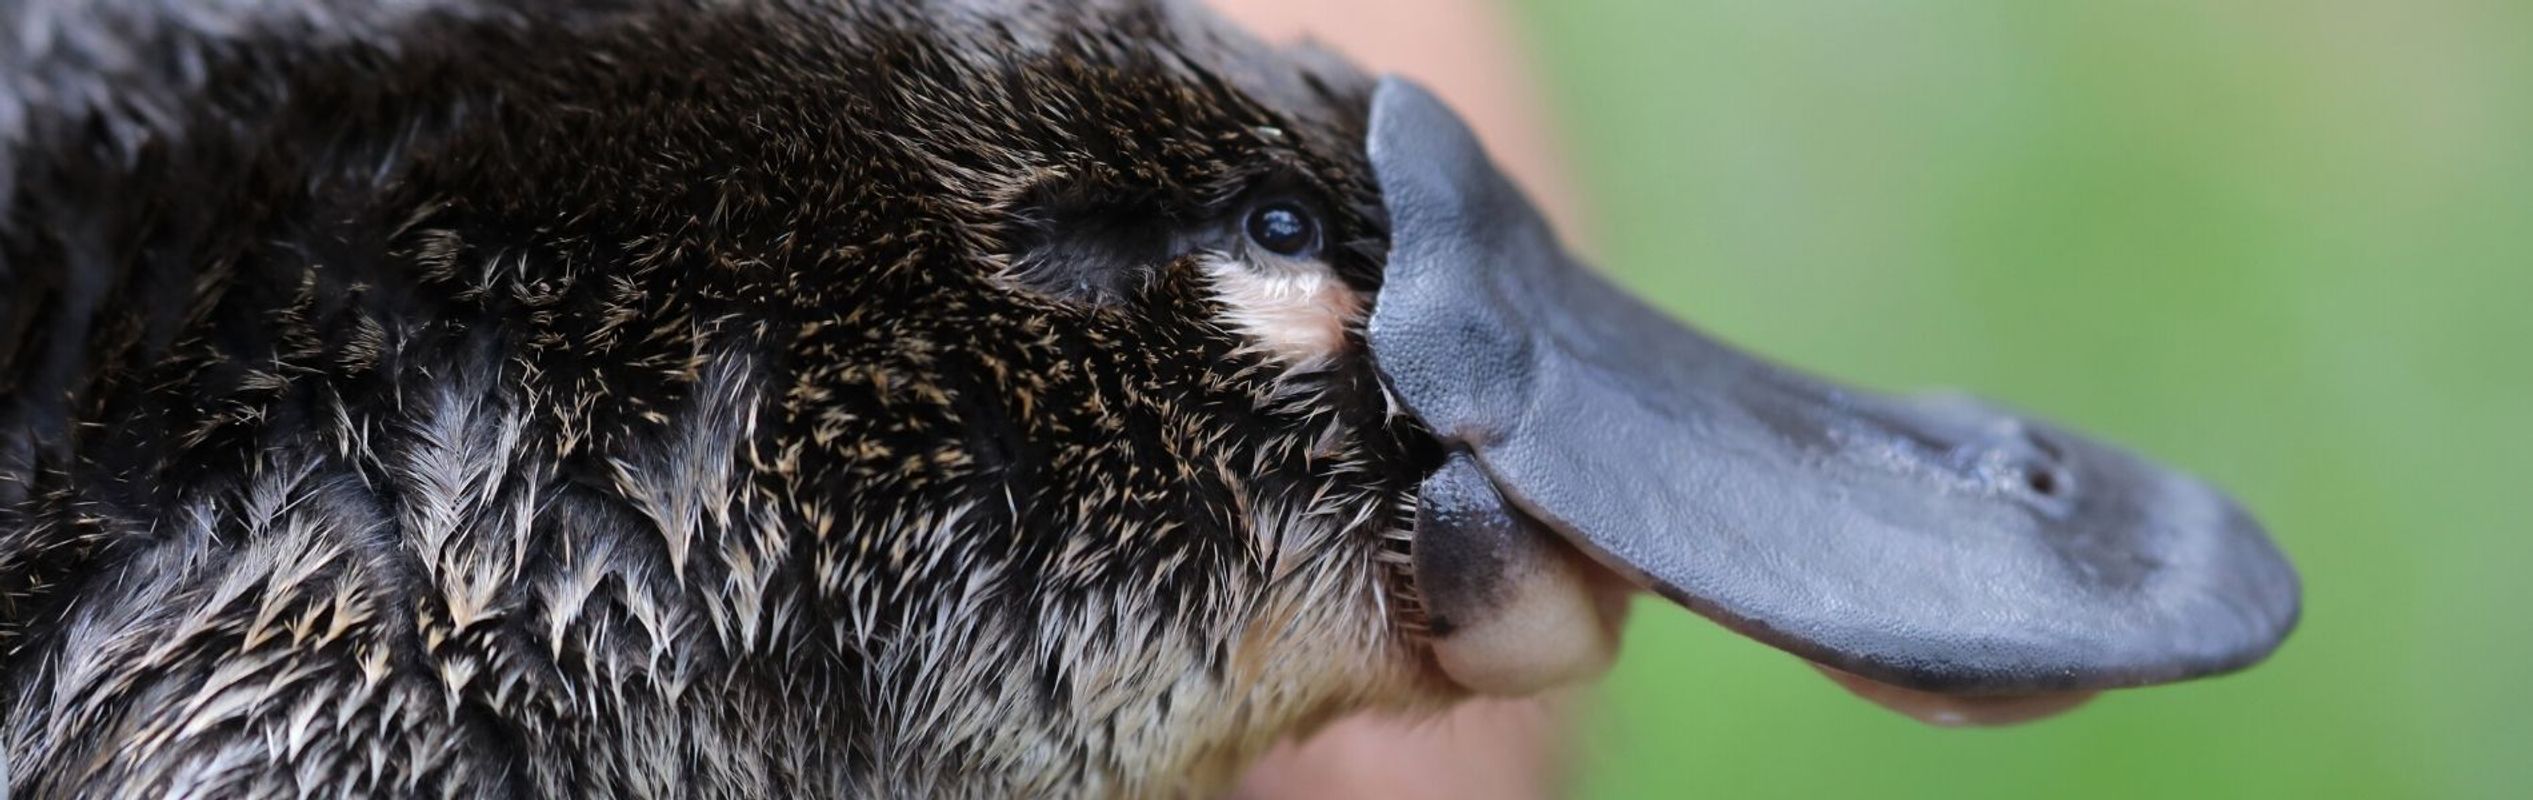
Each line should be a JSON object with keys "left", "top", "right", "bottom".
{"left": 0, "top": 0, "right": 2298, "bottom": 796}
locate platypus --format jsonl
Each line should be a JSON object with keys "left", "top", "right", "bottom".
{"left": 0, "top": 0, "right": 2300, "bottom": 796}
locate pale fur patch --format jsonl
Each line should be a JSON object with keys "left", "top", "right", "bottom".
{"left": 1200, "top": 254, "right": 1366, "bottom": 372}
{"left": 942, "top": 493, "right": 1432, "bottom": 799}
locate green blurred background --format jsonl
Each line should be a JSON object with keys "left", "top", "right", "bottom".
{"left": 1499, "top": 1, "right": 2533, "bottom": 798}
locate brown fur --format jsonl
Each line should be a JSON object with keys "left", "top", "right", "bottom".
{"left": 0, "top": 0, "right": 1451, "bottom": 796}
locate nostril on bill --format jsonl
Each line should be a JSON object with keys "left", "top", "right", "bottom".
{"left": 2009, "top": 429, "right": 2077, "bottom": 503}
{"left": 2024, "top": 466, "right": 2063, "bottom": 497}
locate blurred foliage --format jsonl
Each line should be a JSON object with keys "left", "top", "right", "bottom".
{"left": 1505, "top": 1, "right": 2533, "bottom": 797}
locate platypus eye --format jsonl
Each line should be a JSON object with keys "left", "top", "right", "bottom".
{"left": 1243, "top": 202, "right": 1320, "bottom": 257}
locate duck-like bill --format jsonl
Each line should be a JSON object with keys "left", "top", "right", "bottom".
{"left": 1365, "top": 77, "right": 2300, "bottom": 703}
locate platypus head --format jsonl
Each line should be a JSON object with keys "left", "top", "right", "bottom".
{"left": 0, "top": 0, "right": 2298, "bottom": 795}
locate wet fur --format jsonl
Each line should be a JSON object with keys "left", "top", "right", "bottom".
{"left": 0, "top": 1, "right": 1444, "bottom": 796}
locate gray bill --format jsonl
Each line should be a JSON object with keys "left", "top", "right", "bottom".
{"left": 1366, "top": 77, "right": 2299, "bottom": 694}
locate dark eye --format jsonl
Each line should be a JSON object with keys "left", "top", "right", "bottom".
{"left": 1244, "top": 202, "right": 1320, "bottom": 257}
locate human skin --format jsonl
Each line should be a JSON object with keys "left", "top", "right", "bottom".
{"left": 1208, "top": 1, "right": 1586, "bottom": 798}
{"left": 1211, "top": 0, "right": 1583, "bottom": 235}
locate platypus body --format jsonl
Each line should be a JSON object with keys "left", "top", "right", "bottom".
{"left": 0, "top": 1, "right": 2300, "bottom": 797}
{"left": 4, "top": 1, "right": 1419, "bottom": 795}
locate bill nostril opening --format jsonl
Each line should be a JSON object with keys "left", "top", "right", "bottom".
{"left": 1997, "top": 426, "right": 2071, "bottom": 499}
{"left": 2025, "top": 466, "right": 2062, "bottom": 497}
